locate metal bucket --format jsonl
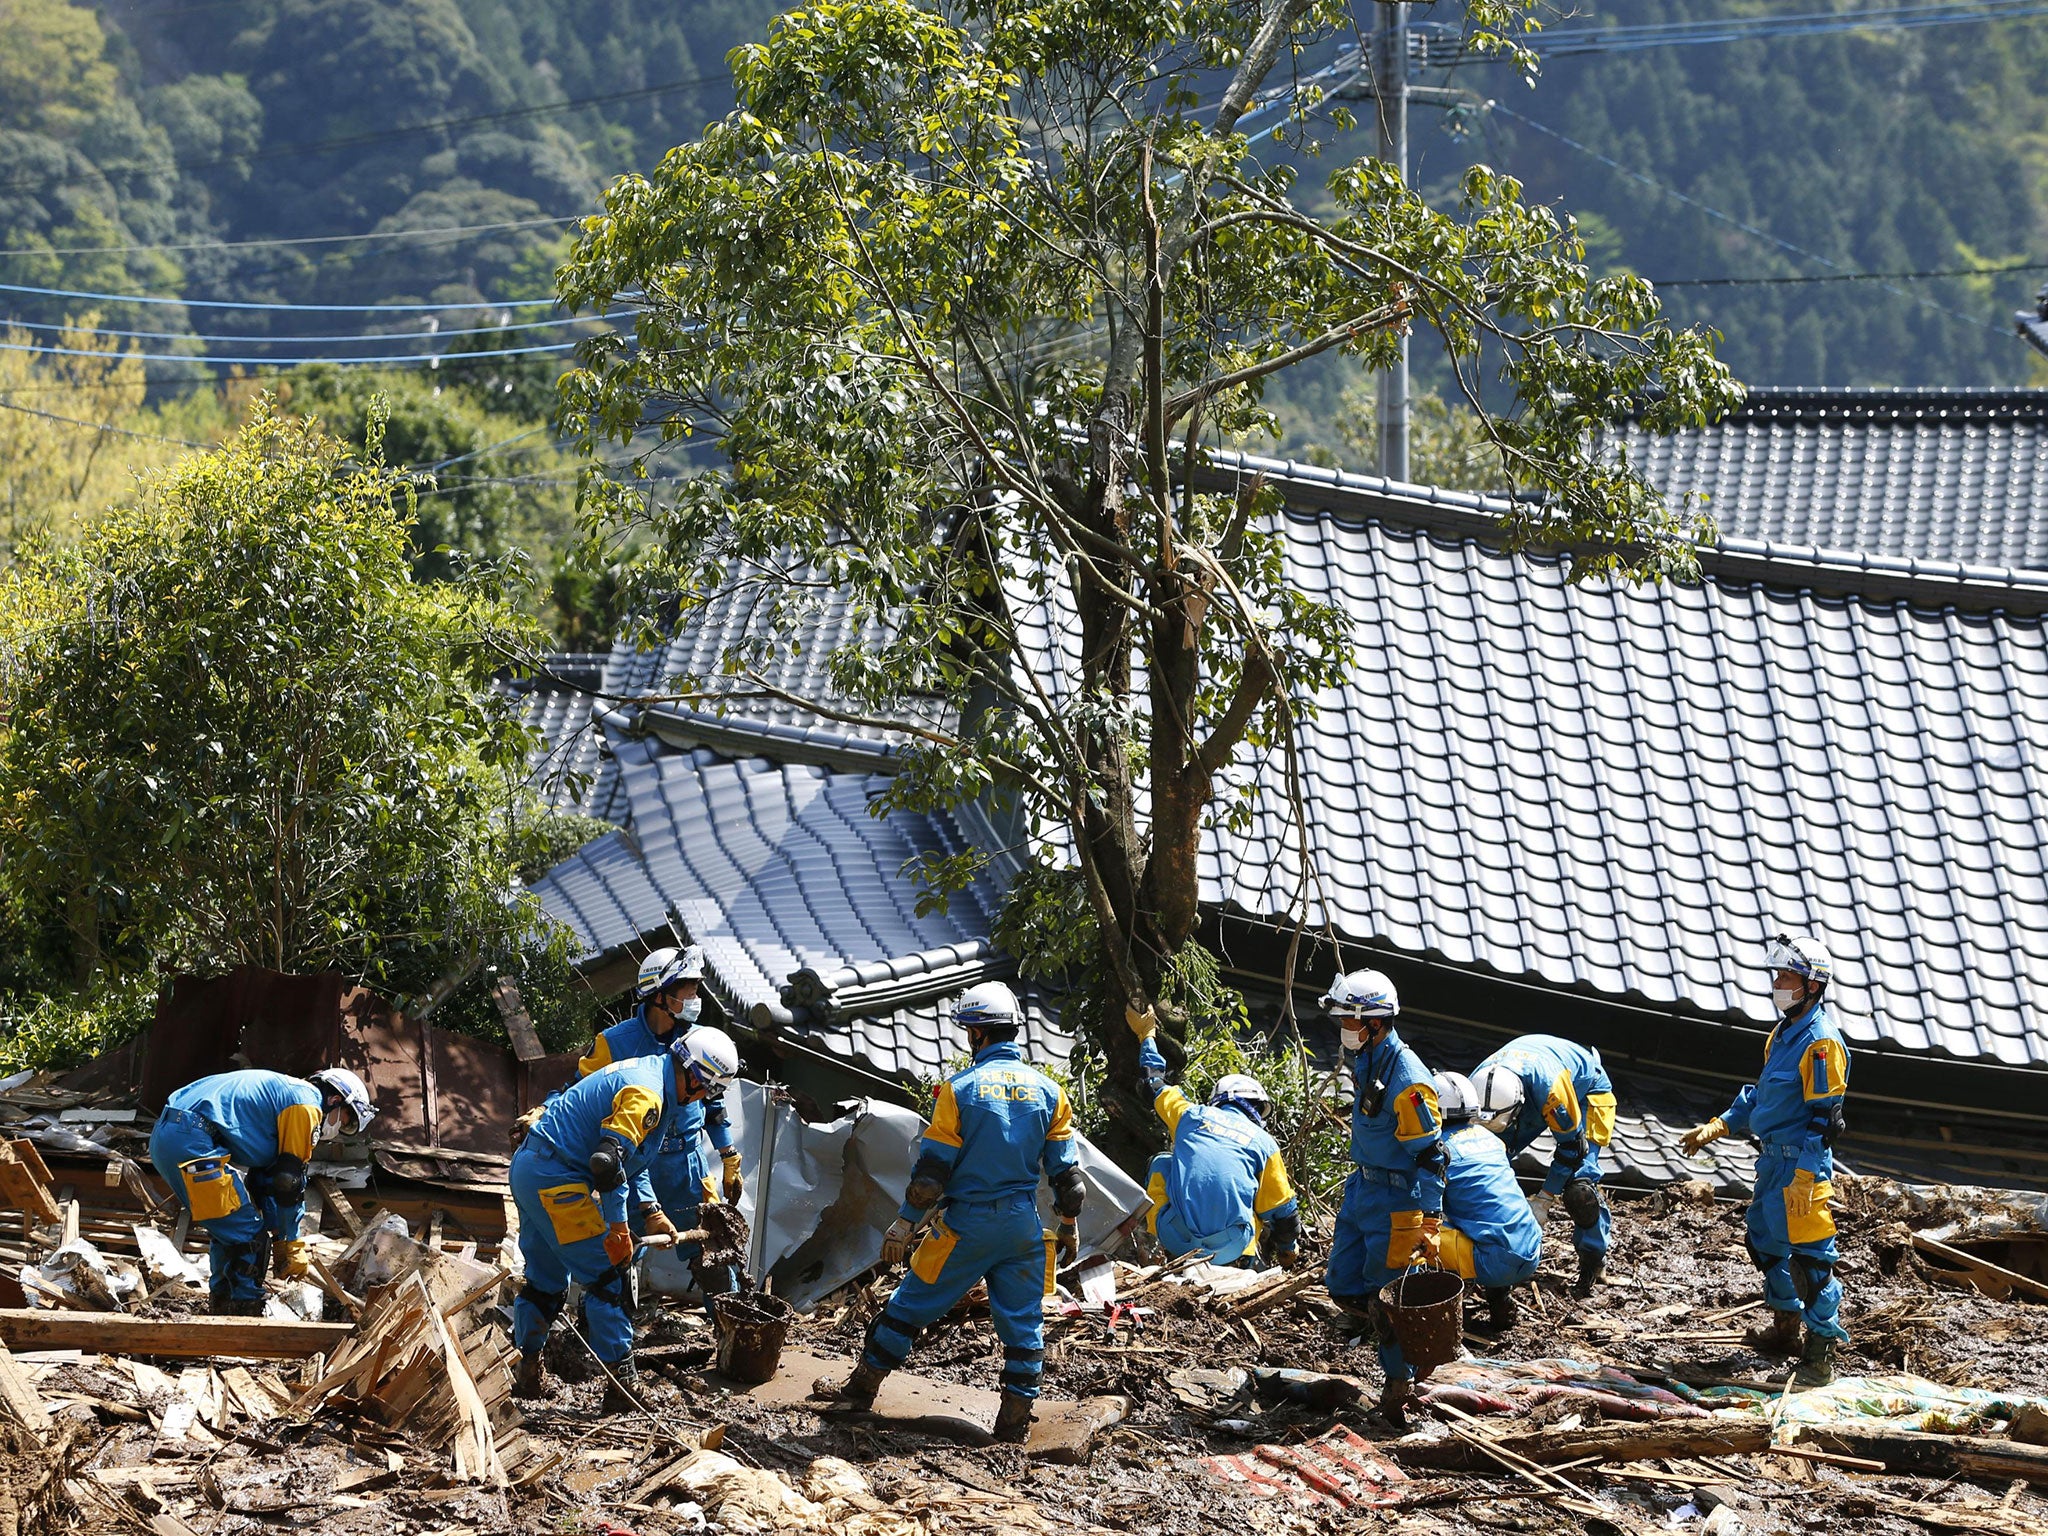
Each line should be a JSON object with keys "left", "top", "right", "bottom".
{"left": 712, "top": 1291, "right": 794, "bottom": 1384}
{"left": 1377, "top": 1267, "right": 1464, "bottom": 1379}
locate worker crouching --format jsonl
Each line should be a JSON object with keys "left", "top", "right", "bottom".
{"left": 1321, "top": 969, "right": 1446, "bottom": 1429}
{"left": 1431, "top": 1071, "right": 1543, "bottom": 1331}
{"left": 1680, "top": 932, "right": 1851, "bottom": 1386}
{"left": 818, "top": 982, "right": 1084, "bottom": 1443}
{"left": 148, "top": 1066, "right": 375, "bottom": 1315}
{"left": 509, "top": 1024, "right": 742, "bottom": 1410}
{"left": 1127, "top": 1006, "right": 1299, "bottom": 1267}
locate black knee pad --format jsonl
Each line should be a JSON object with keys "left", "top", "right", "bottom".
{"left": 1791, "top": 1254, "right": 1834, "bottom": 1305}
{"left": 519, "top": 1282, "right": 566, "bottom": 1321}
{"left": 1561, "top": 1179, "right": 1603, "bottom": 1230}
{"left": 1002, "top": 1346, "right": 1045, "bottom": 1365}
{"left": 587, "top": 1265, "right": 634, "bottom": 1316}
{"left": 1745, "top": 1240, "right": 1776, "bottom": 1273}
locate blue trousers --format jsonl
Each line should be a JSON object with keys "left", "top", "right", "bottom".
{"left": 1326, "top": 1168, "right": 1423, "bottom": 1383}
{"left": 510, "top": 1146, "right": 636, "bottom": 1364}
{"left": 1552, "top": 1142, "right": 1612, "bottom": 1260}
{"left": 149, "top": 1107, "right": 272, "bottom": 1306}
{"left": 1147, "top": 1152, "right": 1255, "bottom": 1263}
{"left": 864, "top": 1193, "right": 1053, "bottom": 1400}
{"left": 1747, "top": 1149, "right": 1848, "bottom": 1342}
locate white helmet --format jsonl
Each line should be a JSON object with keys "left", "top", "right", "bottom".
{"left": 1211, "top": 1073, "right": 1271, "bottom": 1111}
{"left": 1765, "top": 931, "right": 1832, "bottom": 986}
{"left": 1433, "top": 1070, "right": 1479, "bottom": 1123}
{"left": 309, "top": 1067, "right": 376, "bottom": 1135}
{"left": 953, "top": 980, "right": 1022, "bottom": 1033}
{"left": 671, "top": 1025, "right": 741, "bottom": 1095}
{"left": 637, "top": 944, "right": 706, "bottom": 999}
{"left": 1470, "top": 1061, "right": 1526, "bottom": 1134}
{"left": 1320, "top": 968, "right": 1399, "bottom": 1020}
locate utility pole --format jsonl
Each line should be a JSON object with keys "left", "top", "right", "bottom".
{"left": 1374, "top": 0, "right": 1410, "bottom": 482}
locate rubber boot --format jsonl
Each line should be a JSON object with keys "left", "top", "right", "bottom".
{"left": 598, "top": 1358, "right": 646, "bottom": 1414}
{"left": 815, "top": 1359, "right": 889, "bottom": 1413}
{"left": 1795, "top": 1331, "right": 1837, "bottom": 1387}
{"left": 1744, "top": 1307, "right": 1802, "bottom": 1356}
{"left": 1484, "top": 1287, "right": 1519, "bottom": 1332}
{"left": 1572, "top": 1252, "right": 1605, "bottom": 1298}
{"left": 1374, "top": 1374, "right": 1416, "bottom": 1431}
{"left": 512, "top": 1352, "right": 545, "bottom": 1399}
{"left": 991, "top": 1390, "right": 1034, "bottom": 1443}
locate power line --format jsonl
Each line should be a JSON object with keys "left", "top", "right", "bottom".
{"left": 0, "top": 337, "right": 580, "bottom": 367}
{"left": 0, "top": 280, "right": 567, "bottom": 314}
{"left": 0, "top": 213, "right": 582, "bottom": 260}
{"left": 1653, "top": 261, "right": 2048, "bottom": 288}
{"left": 0, "top": 397, "right": 215, "bottom": 448}
{"left": 0, "top": 311, "right": 624, "bottom": 346}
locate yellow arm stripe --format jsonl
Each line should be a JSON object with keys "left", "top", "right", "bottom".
{"left": 576, "top": 1034, "right": 614, "bottom": 1079}
{"left": 276, "top": 1102, "right": 319, "bottom": 1162}
{"left": 924, "top": 1081, "right": 964, "bottom": 1148}
{"left": 1046, "top": 1085, "right": 1075, "bottom": 1142}
{"left": 600, "top": 1085, "right": 662, "bottom": 1147}
{"left": 1542, "top": 1071, "right": 1582, "bottom": 1136}
{"left": 1155, "top": 1085, "right": 1192, "bottom": 1134}
{"left": 1802, "top": 1039, "right": 1848, "bottom": 1100}
{"left": 1253, "top": 1151, "right": 1296, "bottom": 1216}
{"left": 1394, "top": 1083, "right": 1442, "bottom": 1142}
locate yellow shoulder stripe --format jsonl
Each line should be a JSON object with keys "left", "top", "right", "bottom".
{"left": 601, "top": 1084, "right": 662, "bottom": 1147}
{"left": 925, "top": 1081, "right": 964, "bottom": 1148}
{"left": 1047, "top": 1085, "right": 1075, "bottom": 1142}
{"left": 276, "top": 1102, "right": 320, "bottom": 1162}
{"left": 577, "top": 1033, "right": 614, "bottom": 1079}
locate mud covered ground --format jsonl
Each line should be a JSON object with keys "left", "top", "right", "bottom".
{"left": 22, "top": 1173, "right": 2048, "bottom": 1535}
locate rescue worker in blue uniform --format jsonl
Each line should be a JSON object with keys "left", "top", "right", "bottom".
{"left": 149, "top": 1067, "right": 376, "bottom": 1314}
{"left": 1468, "top": 1033, "right": 1618, "bottom": 1295}
{"left": 1129, "top": 1015, "right": 1299, "bottom": 1267}
{"left": 1432, "top": 1071, "right": 1544, "bottom": 1332}
{"left": 515, "top": 946, "right": 744, "bottom": 1299}
{"left": 1680, "top": 932, "right": 1851, "bottom": 1385}
{"left": 817, "top": 982, "right": 1085, "bottom": 1442}
{"left": 509, "top": 1025, "right": 742, "bottom": 1409}
{"left": 1321, "top": 969, "right": 1447, "bottom": 1427}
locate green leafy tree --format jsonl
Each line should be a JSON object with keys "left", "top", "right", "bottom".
{"left": 0, "top": 399, "right": 547, "bottom": 991}
{"left": 557, "top": 0, "right": 1741, "bottom": 1161}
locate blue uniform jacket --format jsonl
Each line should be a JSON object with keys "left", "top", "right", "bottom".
{"left": 1473, "top": 1034, "right": 1614, "bottom": 1192}
{"left": 577, "top": 1006, "right": 734, "bottom": 1166}
{"left": 1138, "top": 1036, "right": 1297, "bottom": 1249}
{"left": 1441, "top": 1123, "right": 1543, "bottom": 1254}
{"left": 903, "top": 1040, "right": 1078, "bottom": 1219}
{"left": 528, "top": 1055, "right": 680, "bottom": 1227}
{"left": 1721, "top": 1001, "right": 1849, "bottom": 1157}
{"left": 165, "top": 1070, "right": 324, "bottom": 1237}
{"left": 1347, "top": 1027, "right": 1444, "bottom": 1212}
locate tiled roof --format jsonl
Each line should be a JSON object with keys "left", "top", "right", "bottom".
{"left": 527, "top": 733, "right": 1065, "bottom": 1083}
{"left": 1617, "top": 389, "right": 2048, "bottom": 571}
{"left": 1179, "top": 503, "right": 2048, "bottom": 1069}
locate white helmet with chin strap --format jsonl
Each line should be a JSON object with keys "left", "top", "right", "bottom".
{"left": 671, "top": 1025, "right": 741, "bottom": 1096}
{"left": 1319, "top": 969, "right": 1399, "bottom": 1021}
{"left": 1469, "top": 1061, "right": 1527, "bottom": 1135}
{"left": 1433, "top": 1070, "right": 1480, "bottom": 1124}
{"left": 637, "top": 944, "right": 706, "bottom": 1000}
{"left": 1765, "top": 932, "right": 1832, "bottom": 986}
{"left": 1210, "top": 1073, "right": 1271, "bottom": 1113}
{"left": 309, "top": 1067, "right": 376, "bottom": 1138}
{"left": 953, "top": 980, "right": 1023, "bottom": 1033}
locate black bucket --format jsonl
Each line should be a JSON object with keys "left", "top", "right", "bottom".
{"left": 712, "top": 1291, "right": 794, "bottom": 1384}
{"left": 1377, "top": 1268, "right": 1464, "bottom": 1380}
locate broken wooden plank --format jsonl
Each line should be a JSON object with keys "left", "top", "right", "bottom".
{"left": 310, "top": 1175, "right": 365, "bottom": 1240}
{"left": 1799, "top": 1424, "right": 2048, "bottom": 1488}
{"left": 1391, "top": 1418, "right": 1772, "bottom": 1472}
{"left": 0, "top": 1141, "right": 60, "bottom": 1228}
{"left": 0, "top": 1342, "right": 47, "bottom": 1442}
{"left": 1912, "top": 1233, "right": 2048, "bottom": 1305}
{"left": 0, "top": 1309, "right": 351, "bottom": 1359}
{"left": 492, "top": 978, "right": 547, "bottom": 1063}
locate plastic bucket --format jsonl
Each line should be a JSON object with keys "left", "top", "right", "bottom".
{"left": 1377, "top": 1267, "right": 1464, "bottom": 1379}
{"left": 712, "top": 1291, "right": 794, "bottom": 1384}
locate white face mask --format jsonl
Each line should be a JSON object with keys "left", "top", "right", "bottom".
{"left": 1772, "top": 984, "right": 1805, "bottom": 1013}
{"left": 317, "top": 1107, "right": 346, "bottom": 1145}
{"left": 677, "top": 997, "right": 703, "bottom": 1024}
{"left": 1341, "top": 1023, "right": 1370, "bottom": 1053}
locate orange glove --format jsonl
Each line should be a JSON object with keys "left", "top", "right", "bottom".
{"left": 639, "top": 1207, "right": 679, "bottom": 1239}
{"left": 1414, "top": 1214, "right": 1442, "bottom": 1267}
{"left": 603, "top": 1222, "right": 635, "bottom": 1267}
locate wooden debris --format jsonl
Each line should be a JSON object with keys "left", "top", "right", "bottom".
{"left": 1913, "top": 1233, "right": 2048, "bottom": 1305}
{"left": 0, "top": 1308, "right": 351, "bottom": 1358}
{"left": 311, "top": 1175, "right": 366, "bottom": 1239}
{"left": 1225, "top": 1268, "right": 1322, "bottom": 1319}
{"left": 492, "top": 978, "right": 547, "bottom": 1063}
{"left": 1799, "top": 1424, "right": 2048, "bottom": 1487}
{"left": 0, "top": 1342, "right": 47, "bottom": 1441}
{"left": 1391, "top": 1417, "right": 1772, "bottom": 1472}
{"left": 0, "top": 1140, "right": 59, "bottom": 1226}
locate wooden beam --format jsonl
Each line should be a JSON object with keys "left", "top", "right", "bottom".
{"left": 1912, "top": 1232, "right": 2048, "bottom": 1304}
{"left": 0, "top": 1310, "right": 350, "bottom": 1359}
{"left": 1801, "top": 1424, "right": 2048, "bottom": 1488}
{"left": 0, "top": 1142, "right": 59, "bottom": 1226}
{"left": 1392, "top": 1418, "right": 1772, "bottom": 1472}
{"left": 491, "top": 979, "right": 546, "bottom": 1064}
{"left": 0, "top": 1342, "right": 47, "bottom": 1441}
{"left": 310, "top": 1175, "right": 365, "bottom": 1239}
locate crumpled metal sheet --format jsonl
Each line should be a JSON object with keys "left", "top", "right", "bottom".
{"left": 643, "top": 1082, "right": 1147, "bottom": 1308}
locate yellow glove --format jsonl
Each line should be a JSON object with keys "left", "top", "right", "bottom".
{"left": 880, "top": 1217, "right": 917, "bottom": 1265}
{"left": 639, "top": 1206, "right": 679, "bottom": 1239}
{"left": 1784, "top": 1169, "right": 1818, "bottom": 1219}
{"left": 1414, "top": 1214, "right": 1441, "bottom": 1267}
{"left": 1680, "top": 1117, "right": 1728, "bottom": 1157}
{"left": 1125, "top": 1003, "right": 1157, "bottom": 1040}
{"left": 1055, "top": 1219, "right": 1078, "bottom": 1267}
{"left": 603, "top": 1222, "right": 635, "bottom": 1268}
{"left": 275, "top": 1238, "right": 309, "bottom": 1279}
{"left": 509, "top": 1107, "right": 544, "bottom": 1150}
{"left": 722, "top": 1149, "right": 744, "bottom": 1205}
